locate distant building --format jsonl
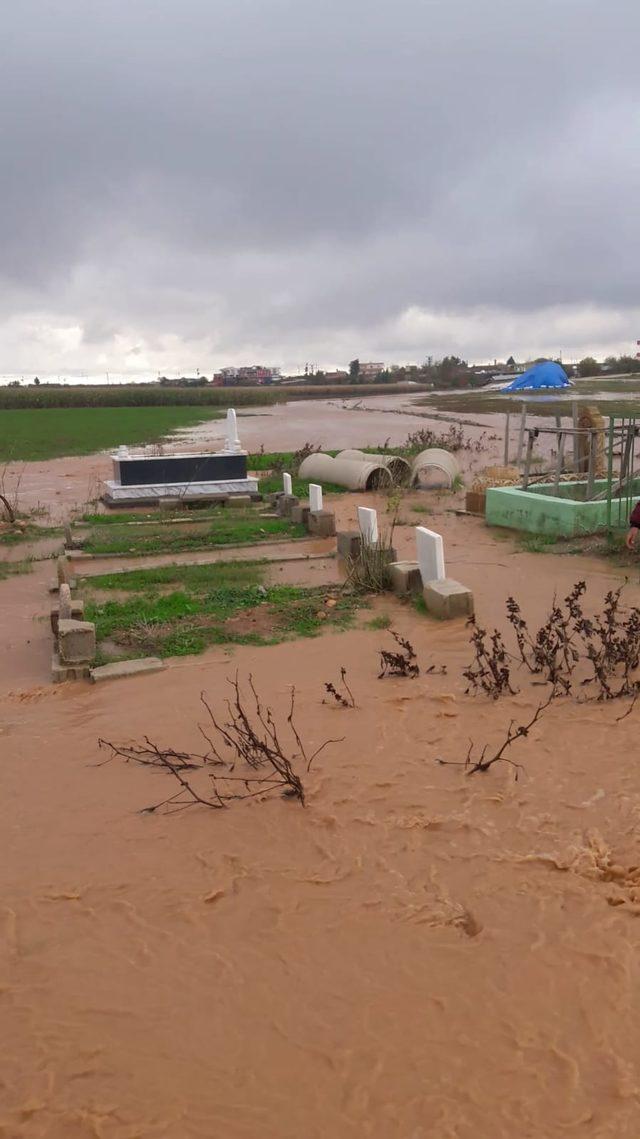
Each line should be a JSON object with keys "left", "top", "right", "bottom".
{"left": 213, "top": 365, "right": 281, "bottom": 386}
{"left": 322, "top": 370, "right": 349, "bottom": 383}
{"left": 359, "top": 362, "right": 384, "bottom": 380}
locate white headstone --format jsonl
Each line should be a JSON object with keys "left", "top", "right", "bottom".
{"left": 357, "top": 506, "right": 379, "bottom": 546}
{"left": 283, "top": 472, "right": 293, "bottom": 497}
{"left": 224, "top": 407, "right": 241, "bottom": 453}
{"left": 309, "top": 483, "right": 323, "bottom": 513}
{"left": 416, "top": 525, "right": 446, "bottom": 584}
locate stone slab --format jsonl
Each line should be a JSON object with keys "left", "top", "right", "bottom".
{"left": 308, "top": 510, "right": 336, "bottom": 538}
{"left": 102, "top": 477, "right": 259, "bottom": 505}
{"left": 423, "top": 578, "right": 474, "bottom": 620}
{"left": 389, "top": 561, "right": 423, "bottom": 596}
{"left": 58, "top": 619, "right": 96, "bottom": 664}
{"left": 90, "top": 657, "right": 166, "bottom": 683}
{"left": 282, "top": 472, "right": 293, "bottom": 496}
{"left": 336, "top": 531, "right": 362, "bottom": 560}
{"left": 416, "top": 526, "right": 446, "bottom": 584}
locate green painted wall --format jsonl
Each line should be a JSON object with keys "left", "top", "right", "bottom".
{"left": 486, "top": 482, "right": 612, "bottom": 537}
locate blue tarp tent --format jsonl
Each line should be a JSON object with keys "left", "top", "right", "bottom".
{"left": 503, "top": 360, "right": 570, "bottom": 392}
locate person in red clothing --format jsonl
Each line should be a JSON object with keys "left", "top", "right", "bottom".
{"left": 626, "top": 500, "right": 640, "bottom": 548}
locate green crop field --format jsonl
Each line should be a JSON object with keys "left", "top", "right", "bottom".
{"left": 0, "top": 406, "right": 223, "bottom": 462}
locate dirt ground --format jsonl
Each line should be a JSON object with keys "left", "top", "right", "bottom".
{"left": 2, "top": 401, "right": 640, "bottom": 1138}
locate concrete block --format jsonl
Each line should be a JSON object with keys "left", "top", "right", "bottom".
{"left": 58, "top": 619, "right": 96, "bottom": 664}
{"left": 51, "top": 652, "right": 91, "bottom": 683}
{"left": 90, "top": 657, "right": 166, "bottom": 683}
{"left": 308, "top": 510, "right": 336, "bottom": 538}
{"left": 291, "top": 502, "right": 311, "bottom": 526}
{"left": 337, "top": 531, "right": 362, "bottom": 560}
{"left": 277, "top": 495, "right": 299, "bottom": 518}
{"left": 282, "top": 472, "right": 293, "bottom": 496}
{"left": 389, "top": 561, "right": 423, "bottom": 596}
{"left": 423, "top": 578, "right": 474, "bottom": 620}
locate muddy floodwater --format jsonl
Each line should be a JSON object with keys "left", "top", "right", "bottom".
{"left": 2, "top": 396, "right": 640, "bottom": 1138}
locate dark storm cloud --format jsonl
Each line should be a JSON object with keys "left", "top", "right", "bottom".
{"left": 1, "top": 0, "right": 639, "bottom": 370}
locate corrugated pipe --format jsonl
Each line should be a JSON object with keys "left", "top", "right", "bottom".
{"left": 411, "top": 448, "right": 460, "bottom": 488}
{"left": 298, "top": 453, "right": 393, "bottom": 490}
{"left": 336, "top": 449, "right": 412, "bottom": 485}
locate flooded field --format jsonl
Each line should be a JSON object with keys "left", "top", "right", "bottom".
{"left": 2, "top": 396, "right": 640, "bottom": 1138}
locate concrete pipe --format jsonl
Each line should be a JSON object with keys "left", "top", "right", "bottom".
{"left": 336, "top": 449, "right": 412, "bottom": 485}
{"left": 411, "top": 448, "right": 460, "bottom": 489}
{"left": 298, "top": 453, "right": 392, "bottom": 491}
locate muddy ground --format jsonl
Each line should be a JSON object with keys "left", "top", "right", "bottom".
{"left": 2, "top": 397, "right": 640, "bottom": 1138}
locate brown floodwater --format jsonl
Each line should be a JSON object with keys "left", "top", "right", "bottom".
{"left": 2, "top": 400, "right": 640, "bottom": 1137}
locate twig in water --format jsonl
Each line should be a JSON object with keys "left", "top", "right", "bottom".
{"left": 323, "top": 667, "right": 356, "bottom": 708}
{"left": 436, "top": 692, "right": 556, "bottom": 779}
{"left": 378, "top": 631, "right": 419, "bottom": 678}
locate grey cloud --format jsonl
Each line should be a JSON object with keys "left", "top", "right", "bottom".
{"left": 1, "top": 0, "right": 639, "bottom": 371}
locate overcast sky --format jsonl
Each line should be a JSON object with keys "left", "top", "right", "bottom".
{"left": 2, "top": 0, "right": 639, "bottom": 375}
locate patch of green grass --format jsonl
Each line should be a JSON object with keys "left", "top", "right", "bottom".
{"left": 367, "top": 613, "right": 392, "bottom": 630}
{"left": 411, "top": 504, "right": 431, "bottom": 515}
{"left": 83, "top": 513, "right": 306, "bottom": 556}
{"left": 0, "top": 406, "right": 224, "bottom": 462}
{"left": 517, "top": 533, "right": 559, "bottom": 554}
{"left": 413, "top": 593, "right": 429, "bottom": 616}
{"left": 82, "top": 558, "right": 361, "bottom": 659}
{"left": 81, "top": 505, "right": 235, "bottom": 526}
{"left": 257, "top": 474, "right": 346, "bottom": 498}
{"left": 83, "top": 558, "right": 266, "bottom": 592}
{"left": 0, "top": 523, "right": 60, "bottom": 546}
{"left": 0, "top": 559, "right": 33, "bottom": 580}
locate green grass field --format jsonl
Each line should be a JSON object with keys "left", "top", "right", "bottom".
{"left": 0, "top": 406, "right": 223, "bottom": 461}
{"left": 81, "top": 559, "right": 360, "bottom": 659}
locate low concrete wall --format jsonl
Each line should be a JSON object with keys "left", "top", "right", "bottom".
{"left": 485, "top": 480, "right": 613, "bottom": 537}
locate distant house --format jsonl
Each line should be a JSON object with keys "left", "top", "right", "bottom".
{"left": 213, "top": 365, "right": 281, "bottom": 387}
{"left": 359, "top": 362, "right": 384, "bottom": 380}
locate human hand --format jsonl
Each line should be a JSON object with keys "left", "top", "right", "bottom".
{"left": 625, "top": 528, "right": 637, "bottom": 551}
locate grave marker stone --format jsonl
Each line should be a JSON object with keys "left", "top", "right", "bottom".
{"left": 309, "top": 483, "right": 323, "bottom": 513}
{"left": 357, "top": 506, "right": 379, "bottom": 546}
{"left": 283, "top": 472, "right": 293, "bottom": 497}
{"left": 416, "top": 526, "right": 446, "bottom": 584}
{"left": 223, "top": 407, "right": 242, "bottom": 453}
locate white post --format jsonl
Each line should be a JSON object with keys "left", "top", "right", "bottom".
{"left": 357, "top": 506, "right": 379, "bottom": 546}
{"left": 416, "top": 526, "right": 445, "bottom": 584}
{"left": 224, "top": 407, "right": 241, "bottom": 453}
{"left": 283, "top": 472, "right": 293, "bottom": 497}
{"left": 309, "top": 483, "right": 323, "bottom": 513}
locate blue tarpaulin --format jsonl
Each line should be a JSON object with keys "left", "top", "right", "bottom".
{"left": 503, "top": 360, "right": 570, "bottom": 392}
